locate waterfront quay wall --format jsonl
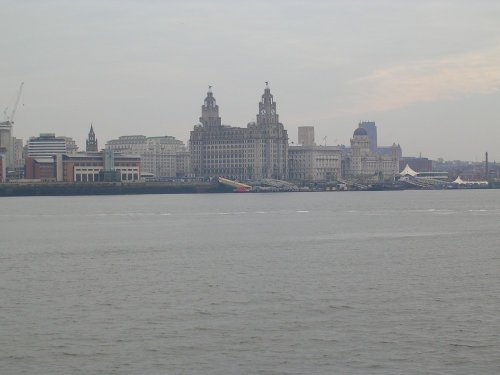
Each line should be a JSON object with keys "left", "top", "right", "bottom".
{"left": 0, "top": 182, "right": 231, "bottom": 197}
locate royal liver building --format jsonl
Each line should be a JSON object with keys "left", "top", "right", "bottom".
{"left": 189, "top": 83, "right": 288, "bottom": 180}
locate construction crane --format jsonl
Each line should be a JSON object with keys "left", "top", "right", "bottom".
{"left": 3, "top": 82, "right": 24, "bottom": 124}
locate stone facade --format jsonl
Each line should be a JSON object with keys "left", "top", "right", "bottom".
{"left": 189, "top": 84, "right": 288, "bottom": 180}
{"left": 0, "top": 149, "right": 5, "bottom": 182}
{"left": 345, "top": 126, "right": 400, "bottom": 181}
{"left": 106, "top": 135, "right": 188, "bottom": 178}
{"left": 289, "top": 145, "right": 342, "bottom": 182}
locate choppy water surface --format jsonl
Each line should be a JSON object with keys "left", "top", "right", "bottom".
{"left": 1, "top": 190, "right": 499, "bottom": 374}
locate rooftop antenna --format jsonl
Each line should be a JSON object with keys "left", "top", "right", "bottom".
{"left": 323, "top": 136, "right": 327, "bottom": 146}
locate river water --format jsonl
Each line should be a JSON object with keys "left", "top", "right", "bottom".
{"left": 1, "top": 190, "right": 499, "bottom": 374}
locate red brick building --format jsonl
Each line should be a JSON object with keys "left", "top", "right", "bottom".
{"left": 23, "top": 151, "right": 141, "bottom": 183}
{"left": 25, "top": 157, "right": 57, "bottom": 180}
{"left": 62, "top": 153, "right": 140, "bottom": 182}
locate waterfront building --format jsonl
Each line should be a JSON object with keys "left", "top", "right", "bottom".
{"left": 399, "top": 156, "right": 432, "bottom": 173}
{"left": 289, "top": 145, "right": 342, "bottom": 182}
{"left": 0, "top": 121, "right": 14, "bottom": 171}
{"left": 344, "top": 125, "right": 400, "bottom": 181}
{"left": 189, "top": 83, "right": 288, "bottom": 180}
{"left": 13, "top": 137, "right": 24, "bottom": 170}
{"left": 63, "top": 137, "right": 79, "bottom": 154}
{"left": 289, "top": 127, "right": 341, "bottom": 182}
{"left": 432, "top": 159, "right": 494, "bottom": 181}
{"left": 298, "top": 126, "right": 315, "bottom": 146}
{"left": 106, "top": 135, "right": 188, "bottom": 178}
{"left": 62, "top": 152, "right": 140, "bottom": 183}
{"left": 24, "top": 145, "right": 140, "bottom": 183}
{"left": 24, "top": 157, "right": 57, "bottom": 181}
{"left": 0, "top": 147, "right": 5, "bottom": 182}
{"left": 27, "top": 133, "right": 78, "bottom": 158}
{"left": 86, "top": 124, "right": 98, "bottom": 152}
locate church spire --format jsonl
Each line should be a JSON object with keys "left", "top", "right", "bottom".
{"left": 86, "top": 123, "right": 98, "bottom": 152}
{"left": 199, "top": 86, "right": 221, "bottom": 127}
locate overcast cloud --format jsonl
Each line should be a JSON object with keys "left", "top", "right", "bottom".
{"left": 1, "top": 0, "right": 499, "bottom": 161}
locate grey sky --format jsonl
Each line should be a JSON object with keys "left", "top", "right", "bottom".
{"left": 2, "top": 0, "right": 499, "bottom": 161}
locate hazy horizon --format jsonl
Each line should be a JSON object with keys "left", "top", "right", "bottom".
{"left": 1, "top": 0, "right": 499, "bottom": 162}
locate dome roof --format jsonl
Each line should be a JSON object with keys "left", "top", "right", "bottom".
{"left": 353, "top": 127, "right": 367, "bottom": 136}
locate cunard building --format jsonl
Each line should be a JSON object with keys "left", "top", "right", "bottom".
{"left": 189, "top": 83, "right": 288, "bottom": 180}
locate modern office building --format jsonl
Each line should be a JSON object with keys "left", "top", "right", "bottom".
{"left": 27, "top": 133, "right": 78, "bottom": 158}
{"left": 25, "top": 151, "right": 141, "bottom": 182}
{"left": 359, "top": 121, "right": 378, "bottom": 153}
{"left": 399, "top": 156, "right": 432, "bottom": 172}
{"left": 62, "top": 152, "right": 141, "bottom": 183}
{"left": 298, "top": 126, "right": 315, "bottom": 146}
{"left": 189, "top": 83, "right": 288, "bottom": 180}
{"left": 106, "top": 135, "right": 188, "bottom": 178}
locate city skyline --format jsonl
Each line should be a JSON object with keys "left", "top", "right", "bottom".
{"left": 1, "top": 0, "right": 499, "bottom": 161}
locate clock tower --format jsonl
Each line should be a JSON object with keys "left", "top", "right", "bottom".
{"left": 86, "top": 124, "right": 98, "bottom": 152}
{"left": 256, "top": 82, "right": 279, "bottom": 126}
{"left": 199, "top": 86, "right": 221, "bottom": 128}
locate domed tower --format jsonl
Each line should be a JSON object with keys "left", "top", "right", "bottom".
{"left": 351, "top": 127, "right": 370, "bottom": 150}
{"left": 350, "top": 126, "right": 371, "bottom": 175}
{"left": 199, "top": 86, "right": 221, "bottom": 128}
{"left": 86, "top": 124, "right": 98, "bottom": 152}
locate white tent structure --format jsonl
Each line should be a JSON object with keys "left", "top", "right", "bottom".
{"left": 453, "top": 176, "right": 488, "bottom": 186}
{"left": 399, "top": 164, "right": 418, "bottom": 177}
{"left": 453, "top": 176, "right": 466, "bottom": 184}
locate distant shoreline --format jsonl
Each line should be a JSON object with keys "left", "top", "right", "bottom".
{"left": 0, "top": 181, "right": 497, "bottom": 197}
{"left": 0, "top": 182, "right": 232, "bottom": 197}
